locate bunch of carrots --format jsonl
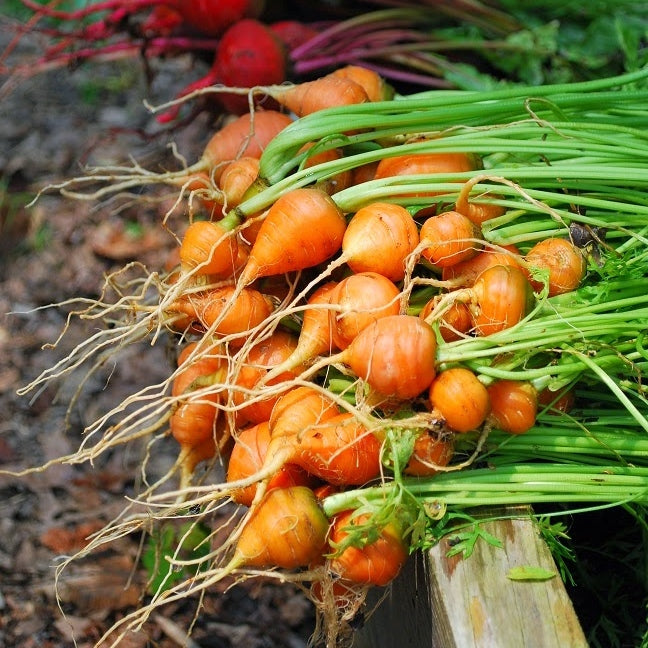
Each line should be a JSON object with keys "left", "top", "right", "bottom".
{"left": 15, "top": 63, "right": 648, "bottom": 647}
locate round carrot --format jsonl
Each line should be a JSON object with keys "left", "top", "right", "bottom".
{"left": 300, "top": 143, "right": 352, "bottom": 196}
{"left": 471, "top": 264, "right": 532, "bottom": 337}
{"left": 342, "top": 202, "right": 420, "bottom": 281}
{"left": 419, "top": 298, "right": 473, "bottom": 342}
{"left": 232, "top": 330, "right": 301, "bottom": 426}
{"left": 404, "top": 431, "right": 454, "bottom": 477}
{"left": 179, "top": 220, "right": 239, "bottom": 277}
{"left": 340, "top": 314, "right": 437, "bottom": 400}
{"left": 441, "top": 243, "right": 522, "bottom": 287}
{"left": 261, "top": 281, "right": 339, "bottom": 385}
{"left": 329, "top": 272, "right": 402, "bottom": 350}
{"left": 272, "top": 73, "right": 370, "bottom": 117}
{"left": 328, "top": 511, "right": 408, "bottom": 587}
{"left": 488, "top": 380, "right": 538, "bottom": 435}
{"left": 230, "top": 486, "right": 329, "bottom": 570}
{"left": 419, "top": 210, "right": 482, "bottom": 269}
{"left": 525, "top": 237, "right": 586, "bottom": 296}
{"left": 429, "top": 367, "right": 491, "bottom": 433}
{"left": 218, "top": 157, "right": 261, "bottom": 208}
{"left": 226, "top": 422, "right": 314, "bottom": 506}
{"left": 330, "top": 65, "right": 393, "bottom": 102}
{"left": 238, "top": 187, "right": 347, "bottom": 286}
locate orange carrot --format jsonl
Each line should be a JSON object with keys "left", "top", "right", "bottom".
{"left": 226, "top": 422, "right": 315, "bottom": 506}
{"left": 429, "top": 367, "right": 491, "bottom": 433}
{"left": 525, "top": 237, "right": 586, "bottom": 296}
{"left": 179, "top": 220, "right": 239, "bottom": 277}
{"left": 419, "top": 210, "right": 482, "bottom": 268}
{"left": 218, "top": 157, "right": 261, "bottom": 208}
{"left": 329, "top": 271, "right": 402, "bottom": 350}
{"left": 419, "top": 298, "right": 472, "bottom": 342}
{"left": 471, "top": 264, "right": 532, "bottom": 337}
{"left": 228, "top": 486, "right": 329, "bottom": 570}
{"left": 488, "top": 380, "right": 538, "bottom": 435}
{"left": 330, "top": 65, "right": 393, "bottom": 102}
{"left": 328, "top": 511, "right": 408, "bottom": 586}
{"left": 261, "top": 281, "right": 339, "bottom": 385}
{"left": 339, "top": 314, "right": 437, "bottom": 400}
{"left": 441, "top": 243, "right": 522, "bottom": 287}
{"left": 342, "top": 202, "right": 419, "bottom": 281}
{"left": 404, "top": 431, "right": 454, "bottom": 477}
{"left": 200, "top": 110, "right": 293, "bottom": 183}
{"left": 300, "top": 143, "right": 352, "bottom": 195}
{"left": 272, "top": 73, "right": 370, "bottom": 117}
{"left": 231, "top": 330, "right": 301, "bottom": 426}
{"left": 237, "top": 187, "right": 347, "bottom": 286}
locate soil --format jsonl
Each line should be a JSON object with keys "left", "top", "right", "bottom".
{"left": 0, "top": 27, "right": 318, "bottom": 648}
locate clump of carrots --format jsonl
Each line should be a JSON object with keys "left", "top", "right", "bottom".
{"left": 14, "top": 63, "right": 648, "bottom": 648}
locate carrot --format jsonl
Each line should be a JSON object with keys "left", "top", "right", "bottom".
{"left": 237, "top": 187, "right": 347, "bottom": 287}
{"left": 336, "top": 314, "right": 437, "bottom": 400}
{"left": 227, "top": 486, "right": 329, "bottom": 570}
{"left": 272, "top": 73, "right": 370, "bottom": 117}
{"left": 200, "top": 285, "right": 275, "bottom": 340}
{"left": 231, "top": 330, "right": 301, "bottom": 426}
{"left": 455, "top": 178, "right": 506, "bottom": 225}
{"left": 300, "top": 143, "right": 352, "bottom": 195}
{"left": 419, "top": 298, "right": 472, "bottom": 342}
{"left": 441, "top": 243, "right": 522, "bottom": 287}
{"left": 404, "top": 430, "right": 454, "bottom": 477}
{"left": 330, "top": 65, "right": 393, "bottom": 102}
{"left": 178, "top": 220, "right": 239, "bottom": 277}
{"left": 525, "top": 237, "right": 586, "bottom": 296}
{"left": 329, "top": 272, "right": 402, "bottom": 350}
{"left": 341, "top": 202, "right": 419, "bottom": 281}
{"left": 419, "top": 210, "right": 482, "bottom": 269}
{"left": 260, "top": 281, "right": 339, "bottom": 385}
{"left": 218, "top": 157, "right": 260, "bottom": 208}
{"left": 470, "top": 264, "right": 532, "bottom": 337}
{"left": 538, "top": 386, "right": 575, "bottom": 414}
{"left": 374, "top": 151, "right": 480, "bottom": 200}
{"left": 328, "top": 511, "right": 408, "bottom": 586}
{"left": 198, "top": 110, "right": 293, "bottom": 183}
{"left": 226, "top": 422, "right": 315, "bottom": 506}
{"left": 487, "top": 380, "right": 538, "bottom": 435}
{"left": 428, "top": 367, "right": 491, "bottom": 433}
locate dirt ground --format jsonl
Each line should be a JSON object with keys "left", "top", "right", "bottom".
{"left": 0, "top": 30, "right": 319, "bottom": 648}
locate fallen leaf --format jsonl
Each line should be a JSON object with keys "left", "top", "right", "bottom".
{"left": 89, "top": 220, "right": 169, "bottom": 260}
{"left": 40, "top": 520, "right": 105, "bottom": 554}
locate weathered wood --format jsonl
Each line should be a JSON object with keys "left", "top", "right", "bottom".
{"left": 353, "top": 507, "right": 588, "bottom": 648}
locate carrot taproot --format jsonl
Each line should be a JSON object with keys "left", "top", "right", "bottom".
{"left": 341, "top": 202, "right": 419, "bottom": 281}
{"left": 404, "top": 430, "right": 454, "bottom": 477}
{"left": 419, "top": 210, "right": 482, "bottom": 269}
{"left": 329, "top": 271, "right": 402, "bottom": 350}
{"left": 218, "top": 157, "right": 260, "bottom": 208}
{"left": 488, "top": 380, "right": 538, "bottom": 435}
{"left": 337, "top": 314, "right": 437, "bottom": 400}
{"left": 179, "top": 220, "right": 239, "bottom": 277}
{"left": 330, "top": 65, "right": 393, "bottom": 102}
{"left": 227, "top": 486, "right": 330, "bottom": 570}
{"left": 272, "top": 73, "right": 370, "bottom": 117}
{"left": 328, "top": 511, "right": 408, "bottom": 587}
{"left": 429, "top": 367, "right": 491, "bottom": 433}
{"left": 260, "top": 281, "right": 339, "bottom": 385}
{"left": 237, "top": 187, "right": 347, "bottom": 287}
{"left": 525, "top": 237, "right": 586, "bottom": 296}
{"left": 300, "top": 143, "right": 352, "bottom": 195}
{"left": 231, "top": 330, "right": 301, "bottom": 426}
{"left": 226, "top": 422, "right": 315, "bottom": 506}
{"left": 419, "top": 298, "right": 472, "bottom": 342}
{"left": 441, "top": 243, "right": 522, "bottom": 287}
{"left": 471, "top": 264, "right": 532, "bottom": 337}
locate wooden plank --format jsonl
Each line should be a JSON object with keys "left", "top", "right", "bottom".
{"left": 353, "top": 507, "right": 588, "bottom": 648}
